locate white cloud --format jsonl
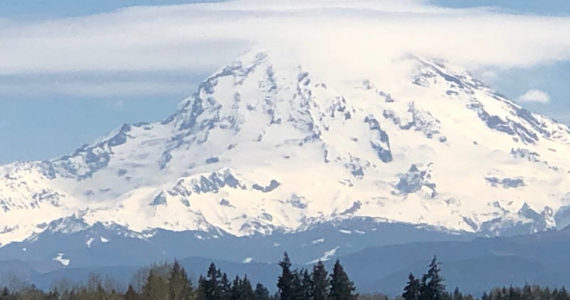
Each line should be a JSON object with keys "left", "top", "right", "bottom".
{"left": 0, "top": 79, "right": 195, "bottom": 97}
{"left": 477, "top": 69, "right": 499, "bottom": 82}
{"left": 517, "top": 89, "right": 551, "bottom": 103}
{"left": 0, "top": 0, "right": 569, "bottom": 96}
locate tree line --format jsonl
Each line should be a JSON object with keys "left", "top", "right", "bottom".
{"left": 0, "top": 254, "right": 567, "bottom": 300}
{"left": 401, "top": 256, "right": 570, "bottom": 300}
{"left": 0, "top": 252, "right": 355, "bottom": 300}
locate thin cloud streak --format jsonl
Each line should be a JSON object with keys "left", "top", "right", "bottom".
{"left": 0, "top": 81, "right": 195, "bottom": 97}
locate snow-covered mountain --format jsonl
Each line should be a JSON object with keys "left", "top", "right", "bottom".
{"left": 2, "top": 50, "right": 570, "bottom": 260}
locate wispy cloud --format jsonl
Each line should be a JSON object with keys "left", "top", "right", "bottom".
{"left": 0, "top": 80, "right": 196, "bottom": 97}
{"left": 1, "top": 0, "right": 569, "bottom": 96}
{"left": 517, "top": 89, "right": 551, "bottom": 103}
{"left": 0, "top": 71, "right": 207, "bottom": 98}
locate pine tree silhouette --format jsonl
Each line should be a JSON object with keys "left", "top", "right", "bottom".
{"left": 329, "top": 260, "right": 357, "bottom": 300}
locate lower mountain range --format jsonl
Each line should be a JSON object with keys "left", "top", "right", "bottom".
{"left": 2, "top": 224, "right": 570, "bottom": 296}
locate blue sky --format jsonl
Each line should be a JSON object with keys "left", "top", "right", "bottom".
{"left": 432, "top": 0, "right": 570, "bottom": 16}
{"left": 0, "top": 0, "right": 220, "bottom": 18}
{"left": 1, "top": 0, "right": 568, "bottom": 18}
{"left": 0, "top": 0, "right": 569, "bottom": 164}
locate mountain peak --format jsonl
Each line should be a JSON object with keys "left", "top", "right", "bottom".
{"left": 0, "top": 50, "right": 569, "bottom": 247}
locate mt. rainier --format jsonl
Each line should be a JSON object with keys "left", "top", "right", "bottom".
{"left": 1, "top": 50, "right": 570, "bottom": 264}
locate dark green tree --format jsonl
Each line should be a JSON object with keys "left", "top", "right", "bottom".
{"left": 403, "top": 273, "right": 421, "bottom": 300}
{"left": 420, "top": 256, "right": 446, "bottom": 300}
{"left": 169, "top": 260, "right": 193, "bottom": 300}
{"left": 239, "top": 276, "right": 256, "bottom": 300}
{"left": 198, "top": 263, "right": 224, "bottom": 300}
{"left": 0, "top": 288, "right": 11, "bottom": 300}
{"left": 221, "top": 272, "right": 232, "bottom": 299}
{"left": 197, "top": 275, "right": 207, "bottom": 300}
{"left": 522, "top": 284, "right": 532, "bottom": 300}
{"left": 254, "top": 283, "right": 270, "bottom": 300}
{"left": 125, "top": 284, "right": 138, "bottom": 300}
{"left": 277, "top": 252, "right": 296, "bottom": 300}
{"left": 329, "top": 260, "right": 357, "bottom": 300}
{"left": 312, "top": 261, "right": 329, "bottom": 300}
{"left": 291, "top": 270, "right": 305, "bottom": 300}
{"left": 0, "top": 288, "right": 9, "bottom": 300}
{"left": 300, "top": 269, "right": 313, "bottom": 299}
{"left": 45, "top": 290, "right": 60, "bottom": 300}
{"left": 555, "top": 287, "right": 569, "bottom": 300}
{"left": 229, "top": 275, "right": 255, "bottom": 300}
{"left": 142, "top": 269, "right": 169, "bottom": 300}
{"left": 231, "top": 276, "right": 241, "bottom": 300}
{"left": 452, "top": 287, "right": 463, "bottom": 300}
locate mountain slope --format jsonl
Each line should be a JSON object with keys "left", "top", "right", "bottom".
{"left": 1, "top": 50, "right": 570, "bottom": 252}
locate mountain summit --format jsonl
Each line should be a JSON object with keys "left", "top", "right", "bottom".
{"left": 1, "top": 50, "right": 570, "bottom": 254}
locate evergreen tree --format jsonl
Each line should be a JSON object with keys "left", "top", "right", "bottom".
{"left": 508, "top": 286, "right": 518, "bottom": 300}
{"left": 254, "top": 283, "right": 270, "bottom": 300}
{"left": 125, "top": 284, "right": 138, "bottom": 300}
{"left": 290, "top": 270, "right": 305, "bottom": 300}
{"left": 420, "top": 256, "right": 446, "bottom": 300}
{"left": 199, "top": 263, "right": 224, "bottom": 300}
{"left": 329, "top": 260, "right": 357, "bottom": 300}
{"left": 0, "top": 287, "right": 10, "bottom": 300}
{"left": 556, "top": 287, "right": 569, "bottom": 300}
{"left": 239, "top": 276, "right": 255, "bottom": 300}
{"left": 403, "top": 273, "right": 421, "bottom": 300}
{"left": 45, "top": 290, "right": 60, "bottom": 300}
{"left": 277, "top": 253, "right": 295, "bottom": 300}
{"left": 197, "top": 275, "right": 207, "bottom": 300}
{"left": 300, "top": 269, "right": 313, "bottom": 299}
{"left": 221, "top": 272, "right": 232, "bottom": 300}
{"left": 169, "top": 260, "right": 193, "bottom": 300}
{"left": 142, "top": 269, "right": 169, "bottom": 300}
{"left": 522, "top": 284, "right": 532, "bottom": 300}
{"left": 229, "top": 275, "right": 255, "bottom": 300}
{"left": 231, "top": 276, "right": 242, "bottom": 300}
{"left": 452, "top": 287, "right": 462, "bottom": 300}
{"left": 312, "top": 261, "right": 329, "bottom": 300}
